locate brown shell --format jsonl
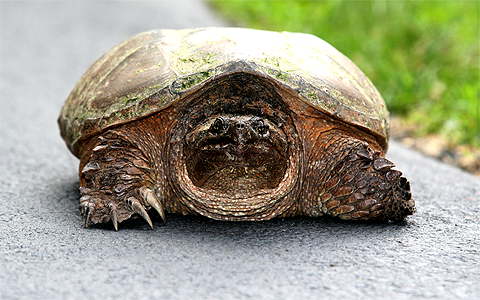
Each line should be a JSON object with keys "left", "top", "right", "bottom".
{"left": 58, "top": 27, "right": 389, "bottom": 157}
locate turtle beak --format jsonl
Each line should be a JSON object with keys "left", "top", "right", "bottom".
{"left": 230, "top": 121, "right": 254, "bottom": 152}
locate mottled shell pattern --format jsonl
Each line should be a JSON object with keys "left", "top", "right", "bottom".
{"left": 58, "top": 27, "right": 389, "bottom": 157}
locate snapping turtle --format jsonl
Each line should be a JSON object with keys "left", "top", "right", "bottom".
{"left": 58, "top": 27, "right": 415, "bottom": 230}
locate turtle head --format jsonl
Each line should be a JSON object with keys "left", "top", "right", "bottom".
{"left": 167, "top": 73, "right": 302, "bottom": 220}
{"left": 184, "top": 114, "right": 288, "bottom": 192}
{"left": 205, "top": 115, "right": 277, "bottom": 151}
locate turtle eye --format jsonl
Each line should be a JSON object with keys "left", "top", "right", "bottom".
{"left": 252, "top": 119, "right": 269, "bottom": 136}
{"left": 209, "top": 117, "right": 227, "bottom": 134}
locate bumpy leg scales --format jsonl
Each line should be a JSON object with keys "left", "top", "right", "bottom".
{"left": 79, "top": 131, "right": 166, "bottom": 230}
{"left": 320, "top": 143, "right": 415, "bottom": 222}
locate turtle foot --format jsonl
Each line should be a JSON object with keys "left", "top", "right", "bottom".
{"left": 321, "top": 144, "right": 415, "bottom": 222}
{"left": 79, "top": 131, "right": 166, "bottom": 231}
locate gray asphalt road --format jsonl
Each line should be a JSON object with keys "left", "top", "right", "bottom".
{"left": 1, "top": 1, "right": 479, "bottom": 299}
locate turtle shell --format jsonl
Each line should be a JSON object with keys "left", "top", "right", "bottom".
{"left": 59, "top": 27, "right": 389, "bottom": 157}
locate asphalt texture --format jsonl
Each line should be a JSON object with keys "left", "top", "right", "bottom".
{"left": 1, "top": 1, "right": 479, "bottom": 299}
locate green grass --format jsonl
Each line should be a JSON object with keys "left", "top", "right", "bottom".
{"left": 210, "top": 0, "right": 480, "bottom": 147}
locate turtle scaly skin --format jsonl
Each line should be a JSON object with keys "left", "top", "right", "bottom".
{"left": 60, "top": 28, "right": 415, "bottom": 230}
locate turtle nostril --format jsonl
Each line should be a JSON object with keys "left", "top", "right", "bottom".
{"left": 236, "top": 123, "right": 245, "bottom": 129}
{"left": 252, "top": 119, "right": 268, "bottom": 136}
{"left": 210, "top": 118, "right": 227, "bottom": 134}
{"left": 257, "top": 125, "right": 268, "bottom": 135}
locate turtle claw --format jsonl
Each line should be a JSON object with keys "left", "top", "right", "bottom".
{"left": 111, "top": 214, "right": 119, "bottom": 231}
{"left": 109, "top": 203, "right": 119, "bottom": 231}
{"left": 128, "top": 196, "right": 153, "bottom": 229}
{"left": 80, "top": 201, "right": 95, "bottom": 228}
{"left": 140, "top": 187, "right": 166, "bottom": 223}
{"left": 84, "top": 209, "right": 92, "bottom": 228}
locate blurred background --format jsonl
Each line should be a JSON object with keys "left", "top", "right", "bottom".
{"left": 210, "top": 0, "right": 480, "bottom": 174}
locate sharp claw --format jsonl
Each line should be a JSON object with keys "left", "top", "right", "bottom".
{"left": 109, "top": 203, "right": 119, "bottom": 231}
{"left": 112, "top": 216, "right": 119, "bottom": 231}
{"left": 140, "top": 187, "right": 166, "bottom": 223}
{"left": 84, "top": 206, "right": 92, "bottom": 228}
{"left": 112, "top": 217, "right": 119, "bottom": 231}
{"left": 128, "top": 197, "right": 153, "bottom": 229}
{"left": 80, "top": 202, "right": 94, "bottom": 228}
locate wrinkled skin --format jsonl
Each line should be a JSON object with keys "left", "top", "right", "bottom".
{"left": 78, "top": 73, "right": 415, "bottom": 230}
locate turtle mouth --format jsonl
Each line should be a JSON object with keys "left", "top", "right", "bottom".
{"left": 167, "top": 72, "right": 301, "bottom": 220}
{"left": 184, "top": 115, "right": 289, "bottom": 194}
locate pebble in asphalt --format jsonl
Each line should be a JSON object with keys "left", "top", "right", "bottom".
{"left": 0, "top": 1, "right": 479, "bottom": 299}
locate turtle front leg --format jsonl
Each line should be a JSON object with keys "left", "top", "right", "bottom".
{"left": 302, "top": 131, "right": 415, "bottom": 222}
{"left": 79, "top": 131, "right": 166, "bottom": 230}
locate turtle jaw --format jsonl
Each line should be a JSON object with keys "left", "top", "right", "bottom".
{"left": 184, "top": 114, "right": 289, "bottom": 193}
{"left": 169, "top": 114, "right": 302, "bottom": 221}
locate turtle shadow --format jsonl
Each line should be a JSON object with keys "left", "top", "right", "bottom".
{"left": 55, "top": 176, "right": 414, "bottom": 246}
{"left": 107, "top": 212, "right": 415, "bottom": 249}
{"left": 167, "top": 214, "right": 411, "bottom": 234}
{"left": 46, "top": 175, "right": 81, "bottom": 217}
